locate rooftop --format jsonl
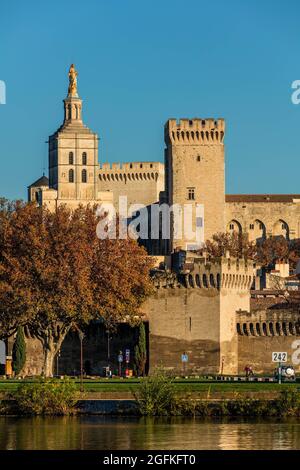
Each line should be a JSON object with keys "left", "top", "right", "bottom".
{"left": 226, "top": 194, "right": 300, "bottom": 203}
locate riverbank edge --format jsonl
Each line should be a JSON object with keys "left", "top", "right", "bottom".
{"left": 1, "top": 397, "right": 298, "bottom": 417}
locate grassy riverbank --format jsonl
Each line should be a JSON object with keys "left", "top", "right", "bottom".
{"left": 0, "top": 378, "right": 299, "bottom": 396}
{"left": 0, "top": 376, "right": 300, "bottom": 416}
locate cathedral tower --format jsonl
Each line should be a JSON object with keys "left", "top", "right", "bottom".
{"left": 48, "top": 64, "right": 99, "bottom": 206}
{"left": 164, "top": 118, "right": 225, "bottom": 251}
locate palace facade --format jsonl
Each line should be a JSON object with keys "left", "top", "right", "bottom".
{"left": 17, "top": 65, "right": 299, "bottom": 376}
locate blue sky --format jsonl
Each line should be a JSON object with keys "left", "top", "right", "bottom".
{"left": 1, "top": 0, "right": 300, "bottom": 200}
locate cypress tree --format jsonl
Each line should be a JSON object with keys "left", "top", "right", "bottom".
{"left": 134, "top": 322, "right": 147, "bottom": 377}
{"left": 12, "top": 326, "right": 26, "bottom": 375}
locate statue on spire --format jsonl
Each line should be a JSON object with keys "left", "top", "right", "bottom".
{"left": 68, "top": 64, "right": 78, "bottom": 96}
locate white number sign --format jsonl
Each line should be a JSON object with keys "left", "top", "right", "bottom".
{"left": 272, "top": 352, "right": 287, "bottom": 363}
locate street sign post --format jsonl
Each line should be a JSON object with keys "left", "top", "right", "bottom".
{"left": 181, "top": 352, "right": 188, "bottom": 375}
{"left": 118, "top": 351, "right": 123, "bottom": 377}
{"left": 125, "top": 349, "right": 130, "bottom": 377}
{"left": 272, "top": 352, "right": 287, "bottom": 384}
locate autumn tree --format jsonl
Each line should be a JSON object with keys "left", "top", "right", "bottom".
{"left": 204, "top": 232, "right": 256, "bottom": 260}
{"left": 256, "top": 236, "right": 289, "bottom": 267}
{"left": 0, "top": 202, "right": 154, "bottom": 376}
{"left": 204, "top": 231, "right": 294, "bottom": 270}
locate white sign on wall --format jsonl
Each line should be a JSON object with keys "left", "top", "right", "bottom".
{"left": 272, "top": 352, "right": 287, "bottom": 363}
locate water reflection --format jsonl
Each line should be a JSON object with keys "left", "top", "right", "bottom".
{"left": 0, "top": 416, "right": 300, "bottom": 450}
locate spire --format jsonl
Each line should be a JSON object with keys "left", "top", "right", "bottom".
{"left": 63, "top": 64, "right": 82, "bottom": 125}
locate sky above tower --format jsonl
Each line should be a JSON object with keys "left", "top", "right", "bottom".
{"left": 0, "top": 0, "right": 300, "bottom": 200}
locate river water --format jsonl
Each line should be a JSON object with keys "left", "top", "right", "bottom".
{"left": 0, "top": 416, "right": 300, "bottom": 450}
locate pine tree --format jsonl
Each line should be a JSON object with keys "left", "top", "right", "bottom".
{"left": 134, "top": 323, "right": 147, "bottom": 377}
{"left": 12, "top": 326, "right": 26, "bottom": 375}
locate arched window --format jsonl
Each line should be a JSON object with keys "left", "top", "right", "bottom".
{"left": 69, "top": 152, "right": 74, "bottom": 165}
{"left": 82, "top": 152, "right": 87, "bottom": 165}
{"left": 262, "top": 323, "right": 267, "bottom": 336}
{"left": 209, "top": 274, "right": 215, "bottom": 288}
{"left": 69, "top": 169, "right": 74, "bottom": 183}
{"left": 203, "top": 274, "right": 208, "bottom": 288}
{"left": 188, "top": 274, "right": 194, "bottom": 288}
{"left": 275, "top": 322, "right": 281, "bottom": 336}
{"left": 82, "top": 169, "right": 87, "bottom": 183}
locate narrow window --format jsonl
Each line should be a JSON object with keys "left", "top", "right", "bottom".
{"left": 82, "top": 152, "right": 87, "bottom": 165}
{"left": 188, "top": 188, "right": 195, "bottom": 200}
{"left": 82, "top": 169, "right": 87, "bottom": 183}
{"left": 69, "top": 169, "right": 74, "bottom": 183}
{"left": 249, "top": 224, "right": 254, "bottom": 230}
{"left": 229, "top": 224, "right": 234, "bottom": 230}
{"left": 189, "top": 317, "right": 192, "bottom": 331}
{"left": 197, "top": 155, "right": 201, "bottom": 162}
{"left": 69, "top": 152, "right": 74, "bottom": 165}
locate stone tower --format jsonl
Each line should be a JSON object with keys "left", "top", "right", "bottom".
{"left": 164, "top": 118, "right": 225, "bottom": 251}
{"left": 48, "top": 64, "right": 99, "bottom": 206}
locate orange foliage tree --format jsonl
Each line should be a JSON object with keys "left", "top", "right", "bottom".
{"left": 0, "top": 201, "right": 153, "bottom": 376}
{"left": 204, "top": 232, "right": 256, "bottom": 260}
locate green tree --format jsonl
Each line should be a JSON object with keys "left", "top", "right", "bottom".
{"left": 12, "top": 326, "right": 26, "bottom": 375}
{"left": 134, "top": 322, "right": 147, "bottom": 377}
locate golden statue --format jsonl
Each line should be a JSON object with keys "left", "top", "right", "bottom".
{"left": 68, "top": 64, "right": 78, "bottom": 96}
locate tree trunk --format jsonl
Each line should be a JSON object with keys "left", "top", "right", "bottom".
{"left": 39, "top": 325, "right": 71, "bottom": 377}
{"left": 43, "top": 344, "right": 56, "bottom": 377}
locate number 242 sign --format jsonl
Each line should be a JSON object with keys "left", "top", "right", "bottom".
{"left": 272, "top": 352, "right": 287, "bottom": 362}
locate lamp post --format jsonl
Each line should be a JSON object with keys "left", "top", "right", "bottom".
{"left": 107, "top": 330, "right": 112, "bottom": 376}
{"left": 56, "top": 349, "right": 61, "bottom": 376}
{"left": 78, "top": 330, "right": 85, "bottom": 392}
{"left": 107, "top": 330, "right": 110, "bottom": 366}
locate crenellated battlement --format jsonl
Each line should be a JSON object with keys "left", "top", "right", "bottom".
{"left": 98, "top": 161, "right": 164, "bottom": 183}
{"left": 236, "top": 309, "right": 300, "bottom": 337}
{"left": 152, "top": 256, "right": 254, "bottom": 291}
{"left": 165, "top": 118, "right": 225, "bottom": 145}
{"left": 99, "top": 161, "right": 163, "bottom": 171}
{"left": 184, "top": 256, "right": 254, "bottom": 290}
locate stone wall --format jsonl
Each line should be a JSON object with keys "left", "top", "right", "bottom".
{"left": 144, "top": 256, "right": 253, "bottom": 375}
{"left": 98, "top": 162, "right": 165, "bottom": 211}
{"left": 22, "top": 323, "right": 141, "bottom": 377}
{"left": 225, "top": 196, "right": 300, "bottom": 240}
{"left": 237, "top": 308, "right": 300, "bottom": 374}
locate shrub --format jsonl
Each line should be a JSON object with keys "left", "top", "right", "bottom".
{"left": 133, "top": 368, "right": 175, "bottom": 415}
{"left": 275, "top": 389, "right": 300, "bottom": 416}
{"left": 15, "top": 378, "right": 80, "bottom": 415}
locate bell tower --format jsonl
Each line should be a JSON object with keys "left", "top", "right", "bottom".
{"left": 48, "top": 64, "right": 99, "bottom": 204}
